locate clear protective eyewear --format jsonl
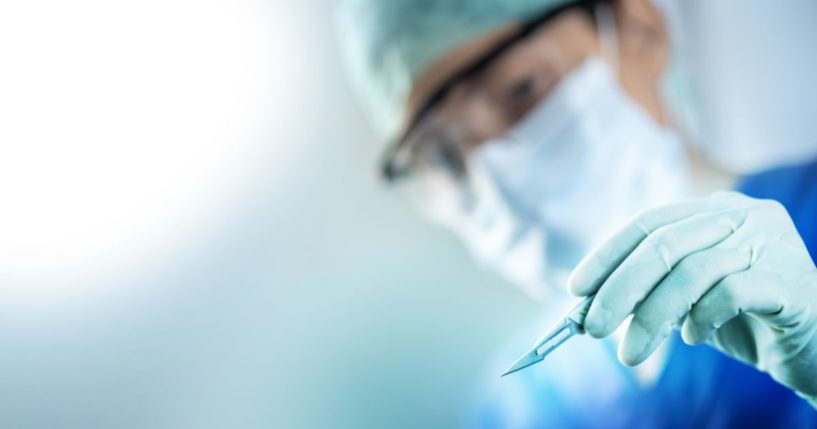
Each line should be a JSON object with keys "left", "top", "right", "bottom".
{"left": 379, "top": 0, "right": 606, "bottom": 186}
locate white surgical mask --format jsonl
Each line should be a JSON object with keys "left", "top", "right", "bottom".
{"left": 441, "top": 57, "right": 691, "bottom": 300}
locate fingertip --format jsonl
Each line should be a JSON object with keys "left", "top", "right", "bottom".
{"left": 566, "top": 281, "right": 587, "bottom": 298}
{"left": 680, "top": 321, "right": 705, "bottom": 345}
{"left": 581, "top": 306, "right": 601, "bottom": 338}
{"left": 618, "top": 319, "right": 654, "bottom": 367}
{"left": 583, "top": 317, "right": 613, "bottom": 339}
{"left": 566, "top": 266, "right": 593, "bottom": 297}
{"left": 585, "top": 325, "right": 604, "bottom": 339}
{"left": 582, "top": 314, "right": 603, "bottom": 339}
{"left": 617, "top": 346, "right": 643, "bottom": 367}
{"left": 584, "top": 298, "right": 622, "bottom": 339}
{"left": 680, "top": 331, "right": 697, "bottom": 346}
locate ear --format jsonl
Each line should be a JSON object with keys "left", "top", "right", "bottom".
{"left": 615, "top": 0, "right": 669, "bottom": 80}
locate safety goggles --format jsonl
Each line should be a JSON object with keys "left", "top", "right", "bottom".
{"left": 379, "top": 0, "right": 608, "bottom": 185}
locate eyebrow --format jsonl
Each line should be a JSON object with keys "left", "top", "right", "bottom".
{"left": 382, "top": 0, "right": 600, "bottom": 180}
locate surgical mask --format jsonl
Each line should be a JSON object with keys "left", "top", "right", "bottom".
{"left": 434, "top": 57, "right": 691, "bottom": 300}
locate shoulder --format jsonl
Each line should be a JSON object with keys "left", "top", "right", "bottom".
{"left": 738, "top": 158, "right": 817, "bottom": 202}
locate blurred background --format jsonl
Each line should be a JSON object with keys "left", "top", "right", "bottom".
{"left": 0, "top": 0, "right": 537, "bottom": 427}
{"left": 1, "top": 0, "right": 816, "bottom": 428}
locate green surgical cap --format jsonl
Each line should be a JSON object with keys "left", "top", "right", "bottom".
{"left": 337, "top": 0, "right": 573, "bottom": 137}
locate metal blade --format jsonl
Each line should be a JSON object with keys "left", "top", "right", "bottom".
{"left": 500, "top": 318, "right": 579, "bottom": 377}
{"left": 501, "top": 350, "right": 543, "bottom": 377}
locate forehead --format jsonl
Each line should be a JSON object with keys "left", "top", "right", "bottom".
{"left": 403, "top": 10, "right": 597, "bottom": 132}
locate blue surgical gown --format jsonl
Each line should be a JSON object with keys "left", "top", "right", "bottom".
{"left": 471, "top": 160, "right": 817, "bottom": 428}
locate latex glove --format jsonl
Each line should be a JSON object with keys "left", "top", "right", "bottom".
{"left": 568, "top": 191, "right": 817, "bottom": 407}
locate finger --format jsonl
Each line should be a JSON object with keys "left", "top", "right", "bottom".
{"left": 618, "top": 246, "right": 751, "bottom": 366}
{"left": 681, "top": 269, "right": 785, "bottom": 345}
{"left": 568, "top": 193, "right": 745, "bottom": 297}
{"left": 583, "top": 209, "right": 746, "bottom": 338}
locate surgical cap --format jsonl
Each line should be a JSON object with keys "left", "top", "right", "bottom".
{"left": 337, "top": 0, "right": 573, "bottom": 136}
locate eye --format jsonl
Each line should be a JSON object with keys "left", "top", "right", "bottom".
{"left": 500, "top": 74, "right": 544, "bottom": 121}
{"left": 504, "top": 75, "right": 538, "bottom": 104}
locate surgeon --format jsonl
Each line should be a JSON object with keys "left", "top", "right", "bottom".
{"left": 337, "top": 0, "right": 817, "bottom": 426}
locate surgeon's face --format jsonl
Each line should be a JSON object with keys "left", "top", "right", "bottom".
{"left": 400, "top": 0, "right": 669, "bottom": 164}
{"left": 378, "top": 0, "right": 677, "bottom": 297}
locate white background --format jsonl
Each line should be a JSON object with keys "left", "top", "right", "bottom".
{"left": 0, "top": 0, "right": 535, "bottom": 427}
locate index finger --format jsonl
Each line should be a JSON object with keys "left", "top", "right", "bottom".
{"left": 567, "top": 195, "right": 731, "bottom": 297}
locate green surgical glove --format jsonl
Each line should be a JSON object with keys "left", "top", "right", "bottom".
{"left": 568, "top": 191, "right": 817, "bottom": 406}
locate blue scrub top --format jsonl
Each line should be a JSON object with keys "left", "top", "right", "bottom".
{"left": 471, "top": 160, "right": 817, "bottom": 428}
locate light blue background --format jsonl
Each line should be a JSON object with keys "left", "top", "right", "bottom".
{"left": 0, "top": 1, "right": 537, "bottom": 427}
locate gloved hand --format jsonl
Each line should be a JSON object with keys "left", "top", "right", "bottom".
{"left": 568, "top": 191, "right": 817, "bottom": 407}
